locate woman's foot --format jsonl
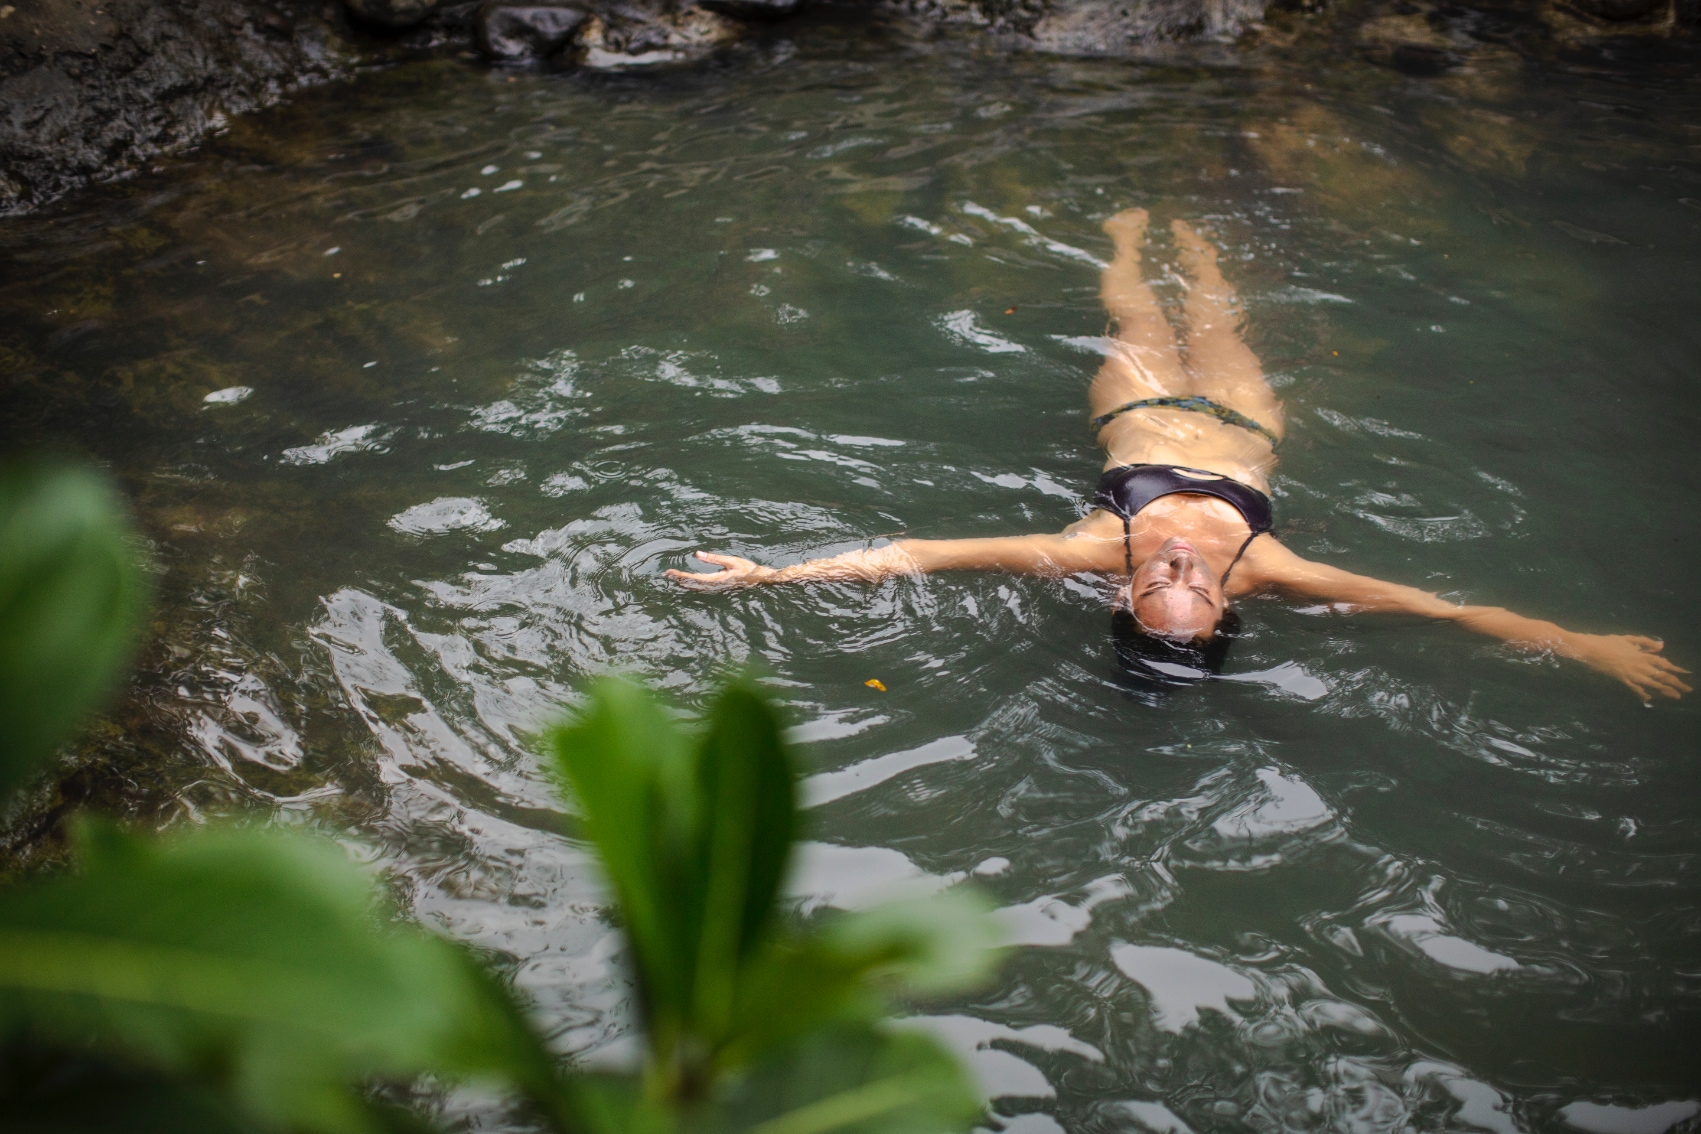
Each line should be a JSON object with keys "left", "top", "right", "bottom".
{"left": 1170, "top": 219, "right": 1224, "bottom": 283}
{"left": 1103, "top": 208, "right": 1150, "bottom": 258}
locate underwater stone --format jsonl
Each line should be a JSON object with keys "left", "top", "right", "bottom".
{"left": 1563, "top": 0, "right": 1666, "bottom": 18}
{"left": 1025, "top": 0, "right": 1269, "bottom": 51}
{"left": 571, "top": 4, "right": 742, "bottom": 67}
{"left": 475, "top": 1, "right": 592, "bottom": 59}
{"left": 697, "top": 0, "right": 807, "bottom": 21}
{"left": 342, "top": 0, "right": 445, "bottom": 29}
{"left": 1386, "top": 41, "right": 1458, "bottom": 74}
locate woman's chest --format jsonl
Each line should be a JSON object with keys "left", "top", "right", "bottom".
{"left": 1124, "top": 495, "right": 1250, "bottom": 554}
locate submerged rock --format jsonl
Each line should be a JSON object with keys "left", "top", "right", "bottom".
{"left": 1564, "top": 0, "right": 1667, "bottom": 18}
{"left": 343, "top": 0, "right": 446, "bottom": 28}
{"left": 1027, "top": 0, "right": 1267, "bottom": 48}
{"left": 475, "top": 0, "right": 592, "bottom": 59}
{"left": 697, "top": 0, "right": 808, "bottom": 20}
{"left": 472, "top": 0, "right": 747, "bottom": 64}
{"left": 882, "top": 0, "right": 1269, "bottom": 47}
{"left": 1355, "top": 10, "right": 1464, "bottom": 73}
{"left": 571, "top": 3, "right": 743, "bottom": 67}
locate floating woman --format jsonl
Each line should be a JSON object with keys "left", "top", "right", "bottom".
{"left": 668, "top": 209, "right": 1689, "bottom": 702}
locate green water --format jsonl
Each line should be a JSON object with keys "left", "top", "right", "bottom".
{"left": 3, "top": 10, "right": 1700, "bottom": 1131}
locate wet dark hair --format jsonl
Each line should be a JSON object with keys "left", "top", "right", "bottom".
{"left": 1111, "top": 607, "right": 1241, "bottom": 691}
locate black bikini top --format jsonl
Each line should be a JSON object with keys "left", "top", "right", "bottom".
{"left": 1092, "top": 464, "right": 1274, "bottom": 586}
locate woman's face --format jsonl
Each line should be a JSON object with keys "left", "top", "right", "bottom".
{"left": 1128, "top": 537, "right": 1226, "bottom": 642}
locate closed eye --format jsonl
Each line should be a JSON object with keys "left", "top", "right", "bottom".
{"left": 1142, "top": 580, "right": 1216, "bottom": 604}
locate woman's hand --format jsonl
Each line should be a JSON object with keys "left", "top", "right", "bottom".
{"left": 664, "top": 551, "right": 775, "bottom": 590}
{"left": 1570, "top": 634, "right": 1692, "bottom": 702}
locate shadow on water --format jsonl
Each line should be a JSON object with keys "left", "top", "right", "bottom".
{"left": 2, "top": 4, "right": 1699, "bottom": 1130}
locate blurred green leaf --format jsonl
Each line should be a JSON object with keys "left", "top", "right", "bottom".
{"left": 715, "top": 936, "right": 879, "bottom": 1073}
{"left": 689, "top": 683, "right": 795, "bottom": 1042}
{"left": 546, "top": 676, "right": 1000, "bottom": 1127}
{"left": 0, "top": 459, "right": 149, "bottom": 802}
{"left": 547, "top": 679, "right": 802, "bottom": 1094}
{"left": 0, "top": 821, "right": 567, "bottom": 1134}
{"left": 718, "top": 890, "right": 1002, "bottom": 1072}
{"left": 545, "top": 679, "right": 696, "bottom": 1051}
{"left": 0, "top": 1044, "right": 261, "bottom": 1134}
{"left": 819, "top": 890, "right": 1003, "bottom": 997}
{"left": 699, "top": 1023, "right": 980, "bottom": 1134}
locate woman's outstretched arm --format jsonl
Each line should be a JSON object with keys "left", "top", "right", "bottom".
{"left": 1245, "top": 539, "right": 1691, "bottom": 701}
{"left": 665, "top": 528, "right": 1123, "bottom": 590}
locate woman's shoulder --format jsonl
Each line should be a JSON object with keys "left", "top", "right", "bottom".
{"left": 1060, "top": 509, "right": 1129, "bottom": 548}
{"left": 1228, "top": 535, "right": 1315, "bottom": 595}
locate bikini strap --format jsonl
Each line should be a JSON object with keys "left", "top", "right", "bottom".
{"left": 1090, "top": 396, "right": 1281, "bottom": 447}
{"left": 1219, "top": 530, "right": 1267, "bottom": 590}
{"left": 1122, "top": 514, "right": 1134, "bottom": 576}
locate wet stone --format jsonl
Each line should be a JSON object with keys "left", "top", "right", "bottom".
{"left": 1563, "top": 0, "right": 1667, "bottom": 19}
{"left": 1387, "top": 42, "right": 1459, "bottom": 75}
{"left": 696, "top": 0, "right": 806, "bottom": 22}
{"left": 475, "top": 0, "right": 591, "bottom": 60}
{"left": 0, "top": 0, "right": 353, "bottom": 215}
{"left": 571, "top": 3, "right": 742, "bottom": 67}
{"left": 1027, "top": 0, "right": 1268, "bottom": 53}
{"left": 343, "top": 0, "right": 446, "bottom": 28}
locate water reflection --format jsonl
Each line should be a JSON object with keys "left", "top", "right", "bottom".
{"left": 2, "top": 8, "right": 1699, "bottom": 1132}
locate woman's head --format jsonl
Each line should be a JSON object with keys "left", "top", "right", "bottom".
{"left": 1127, "top": 537, "right": 1227, "bottom": 642}
{"left": 1111, "top": 605, "right": 1240, "bottom": 691}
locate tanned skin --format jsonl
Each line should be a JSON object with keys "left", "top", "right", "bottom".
{"left": 669, "top": 210, "right": 1689, "bottom": 703}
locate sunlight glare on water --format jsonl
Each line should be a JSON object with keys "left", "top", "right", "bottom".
{"left": 2, "top": 13, "right": 1698, "bottom": 1131}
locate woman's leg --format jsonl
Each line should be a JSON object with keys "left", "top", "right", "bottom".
{"left": 1172, "top": 220, "right": 1285, "bottom": 440}
{"left": 1090, "top": 209, "right": 1190, "bottom": 422}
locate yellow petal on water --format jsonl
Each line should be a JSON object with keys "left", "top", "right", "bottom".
{"left": 864, "top": 679, "right": 886, "bottom": 692}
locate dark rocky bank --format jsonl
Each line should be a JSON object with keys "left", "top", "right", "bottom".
{"left": 2, "top": 0, "right": 1696, "bottom": 215}
{"left": 1, "top": 0, "right": 359, "bottom": 215}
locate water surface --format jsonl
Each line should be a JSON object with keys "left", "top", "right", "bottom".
{"left": 3, "top": 12, "right": 1700, "bottom": 1133}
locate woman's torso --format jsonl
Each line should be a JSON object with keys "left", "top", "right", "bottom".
{"left": 1096, "top": 405, "right": 1277, "bottom": 494}
{"left": 1066, "top": 493, "right": 1272, "bottom": 598}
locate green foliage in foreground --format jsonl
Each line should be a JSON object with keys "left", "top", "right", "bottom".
{"left": 546, "top": 679, "right": 998, "bottom": 1128}
{"left": 0, "top": 458, "right": 999, "bottom": 1134}
{"left": 0, "top": 821, "right": 559, "bottom": 1133}
{"left": 0, "top": 460, "right": 148, "bottom": 802}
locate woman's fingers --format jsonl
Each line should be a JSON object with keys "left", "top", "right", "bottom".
{"left": 1655, "top": 668, "right": 1693, "bottom": 695}
{"left": 1629, "top": 660, "right": 1690, "bottom": 700}
{"left": 664, "top": 551, "right": 762, "bottom": 590}
{"left": 694, "top": 551, "right": 760, "bottom": 572}
{"left": 1638, "top": 646, "right": 1691, "bottom": 697}
{"left": 1593, "top": 636, "right": 1690, "bottom": 700}
{"left": 664, "top": 570, "right": 720, "bottom": 589}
